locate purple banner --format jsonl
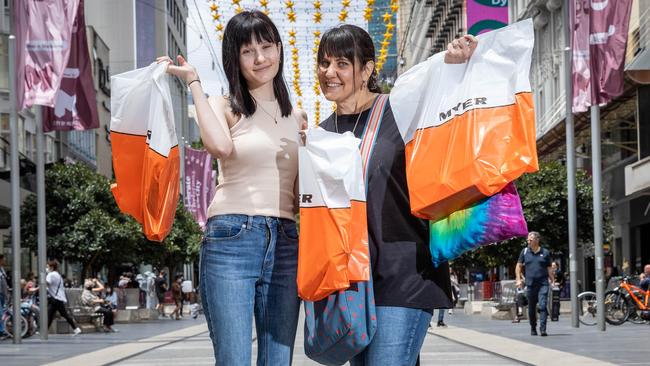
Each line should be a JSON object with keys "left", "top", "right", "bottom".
{"left": 572, "top": 0, "right": 633, "bottom": 113}
{"left": 15, "top": 0, "right": 80, "bottom": 110}
{"left": 184, "top": 147, "right": 216, "bottom": 229}
{"left": 466, "top": 0, "right": 508, "bottom": 36}
{"left": 43, "top": 0, "right": 99, "bottom": 132}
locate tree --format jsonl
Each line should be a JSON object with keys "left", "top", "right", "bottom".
{"left": 20, "top": 162, "right": 203, "bottom": 278}
{"left": 21, "top": 163, "right": 143, "bottom": 276}
{"left": 453, "top": 161, "right": 612, "bottom": 271}
{"left": 136, "top": 200, "right": 203, "bottom": 277}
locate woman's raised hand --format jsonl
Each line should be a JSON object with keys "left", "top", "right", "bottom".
{"left": 156, "top": 55, "right": 199, "bottom": 85}
{"left": 444, "top": 35, "right": 478, "bottom": 64}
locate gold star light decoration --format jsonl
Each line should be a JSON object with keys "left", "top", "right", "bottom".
{"left": 364, "top": 0, "right": 375, "bottom": 21}
{"left": 209, "top": 1, "right": 224, "bottom": 40}
{"left": 285, "top": 1, "right": 302, "bottom": 102}
{"left": 312, "top": 28, "right": 321, "bottom": 124}
{"left": 376, "top": 0, "right": 398, "bottom": 73}
{"left": 313, "top": 0, "right": 322, "bottom": 24}
{"left": 259, "top": 0, "right": 269, "bottom": 15}
{"left": 338, "top": 0, "right": 350, "bottom": 22}
{"left": 232, "top": 0, "right": 243, "bottom": 14}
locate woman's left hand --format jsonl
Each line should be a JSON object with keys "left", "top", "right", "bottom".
{"left": 444, "top": 35, "right": 478, "bottom": 64}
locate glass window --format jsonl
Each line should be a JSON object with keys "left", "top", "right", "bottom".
{"left": 0, "top": 34, "right": 8, "bottom": 90}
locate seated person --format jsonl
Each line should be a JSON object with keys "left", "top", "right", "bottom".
{"left": 640, "top": 264, "right": 650, "bottom": 291}
{"left": 81, "top": 279, "right": 117, "bottom": 333}
{"left": 105, "top": 285, "right": 118, "bottom": 310}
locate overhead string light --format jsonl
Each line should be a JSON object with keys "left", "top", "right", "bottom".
{"left": 209, "top": 1, "right": 224, "bottom": 41}
{"left": 376, "top": 0, "right": 398, "bottom": 73}
{"left": 285, "top": 1, "right": 303, "bottom": 107}
{"left": 311, "top": 0, "right": 323, "bottom": 125}
{"left": 364, "top": 0, "right": 375, "bottom": 22}
{"left": 232, "top": 0, "right": 243, "bottom": 14}
{"left": 259, "top": 0, "right": 270, "bottom": 15}
{"left": 338, "top": 0, "right": 350, "bottom": 22}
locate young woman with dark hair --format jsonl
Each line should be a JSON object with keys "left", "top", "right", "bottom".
{"left": 158, "top": 10, "right": 304, "bottom": 365}
{"left": 316, "top": 24, "right": 477, "bottom": 366}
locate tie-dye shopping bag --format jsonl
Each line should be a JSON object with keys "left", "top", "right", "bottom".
{"left": 429, "top": 183, "right": 528, "bottom": 267}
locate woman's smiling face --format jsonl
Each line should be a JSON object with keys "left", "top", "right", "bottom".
{"left": 317, "top": 54, "right": 365, "bottom": 105}
{"left": 238, "top": 39, "right": 281, "bottom": 89}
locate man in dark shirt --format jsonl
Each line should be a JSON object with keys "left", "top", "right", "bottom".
{"left": 516, "top": 231, "right": 554, "bottom": 336}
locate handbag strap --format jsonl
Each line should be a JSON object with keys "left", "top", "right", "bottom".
{"left": 358, "top": 94, "right": 389, "bottom": 181}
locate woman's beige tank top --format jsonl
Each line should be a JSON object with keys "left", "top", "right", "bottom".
{"left": 206, "top": 98, "right": 301, "bottom": 220}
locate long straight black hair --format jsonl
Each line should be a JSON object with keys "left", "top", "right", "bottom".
{"left": 317, "top": 24, "right": 382, "bottom": 94}
{"left": 222, "top": 11, "right": 292, "bottom": 117}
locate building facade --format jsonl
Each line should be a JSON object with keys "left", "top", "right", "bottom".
{"left": 397, "top": 0, "right": 464, "bottom": 74}
{"left": 368, "top": 0, "right": 399, "bottom": 84}
{"left": 510, "top": 0, "right": 650, "bottom": 287}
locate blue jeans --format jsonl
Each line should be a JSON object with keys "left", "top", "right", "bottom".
{"left": 527, "top": 282, "right": 549, "bottom": 331}
{"left": 438, "top": 308, "right": 445, "bottom": 322}
{"left": 350, "top": 306, "right": 433, "bottom": 366}
{"left": 200, "top": 215, "right": 301, "bottom": 365}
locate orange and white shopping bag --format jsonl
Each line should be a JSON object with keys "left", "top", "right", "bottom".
{"left": 390, "top": 19, "right": 538, "bottom": 222}
{"left": 297, "top": 95, "right": 389, "bottom": 301}
{"left": 110, "top": 63, "right": 180, "bottom": 241}
{"left": 297, "top": 127, "right": 369, "bottom": 301}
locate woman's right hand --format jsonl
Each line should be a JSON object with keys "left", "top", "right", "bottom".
{"left": 156, "top": 55, "right": 199, "bottom": 85}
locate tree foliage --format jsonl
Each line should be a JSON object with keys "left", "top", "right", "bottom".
{"left": 453, "top": 161, "right": 612, "bottom": 270}
{"left": 21, "top": 163, "right": 202, "bottom": 277}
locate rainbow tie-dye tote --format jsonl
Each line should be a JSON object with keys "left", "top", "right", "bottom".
{"left": 429, "top": 183, "right": 528, "bottom": 267}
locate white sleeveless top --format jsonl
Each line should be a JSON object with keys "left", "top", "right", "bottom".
{"left": 207, "top": 98, "right": 301, "bottom": 220}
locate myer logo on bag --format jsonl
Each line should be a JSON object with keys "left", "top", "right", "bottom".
{"left": 300, "top": 194, "right": 313, "bottom": 204}
{"left": 439, "top": 97, "right": 487, "bottom": 122}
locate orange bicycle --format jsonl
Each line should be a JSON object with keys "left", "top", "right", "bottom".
{"left": 604, "top": 276, "right": 650, "bottom": 325}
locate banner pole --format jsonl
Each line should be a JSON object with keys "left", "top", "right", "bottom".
{"left": 590, "top": 104, "right": 606, "bottom": 331}
{"left": 563, "top": 0, "right": 579, "bottom": 329}
{"left": 8, "top": 0, "right": 22, "bottom": 345}
{"left": 36, "top": 109, "right": 48, "bottom": 339}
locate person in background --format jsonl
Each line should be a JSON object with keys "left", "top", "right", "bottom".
{"left": 81, "top": 279, "right": 117, "bottom": 333}
{"left": 0, "top": 254, "right": 9, "bottom": 339}
{"left": 46, "top": 260, "right": 81, "bottom": 335}
{"left": 181, "top": 277, "right": 193, "bottom": 317}
{"left": 155, "top": 270, "right": 168, "bottom": 317}
{"left": 136, "top": 273, "right": 147, "bottom": 308}
{"left": 436, "top": 309, "right": 447, "bottom": 328}
{"left": 516, "top": 232, "right": 554, "bottom": 337}
{"left": 105, "top": 285, "right": 118, "bottom": 310}
{"left": 449, "top": 268, "right": 460, "bottom": 315}
{"left": 171, "top": 275, "right": 183, "bottom": 320}
{"left": 145, "top": 271, "right": 158, "bottom": 310}
{"left": 551, "top": 262, "right": 564, "bottom": 291}
{"left": 639, "top": 264, "right": 650, "bottom": 290}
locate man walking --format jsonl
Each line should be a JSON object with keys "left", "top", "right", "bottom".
{"left": 516, "top": 232, "right": 554, "bottom": 336}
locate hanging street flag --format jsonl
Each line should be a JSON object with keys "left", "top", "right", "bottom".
{"left": 43, "top": 0, "right": 99, "bottom": 132}
{"left": 183, "top": 147, "right": 216, "bottom": 229}
{"left": 15, "top": 0, "right": 80, "bottom": 110}
{"left": 572, "top": 0, "right": 633, "bottom": 113}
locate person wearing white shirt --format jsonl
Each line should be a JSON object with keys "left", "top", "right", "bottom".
{"left": 46, "top": 259, "right": 81, "bottom": 335}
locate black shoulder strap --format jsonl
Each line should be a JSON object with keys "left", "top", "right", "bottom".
{"left": 52, "top": 272, "right": 62, "bottom": 297}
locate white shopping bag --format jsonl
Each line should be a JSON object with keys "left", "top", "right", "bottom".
{"left": 297, "top": 128, "right": 369, "bottom": 301}
{"left": 110, "top": 62, "right": 180, "bottom": 241}
{"left": 389, "top": 19, "right": 538, "bottom": 221}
